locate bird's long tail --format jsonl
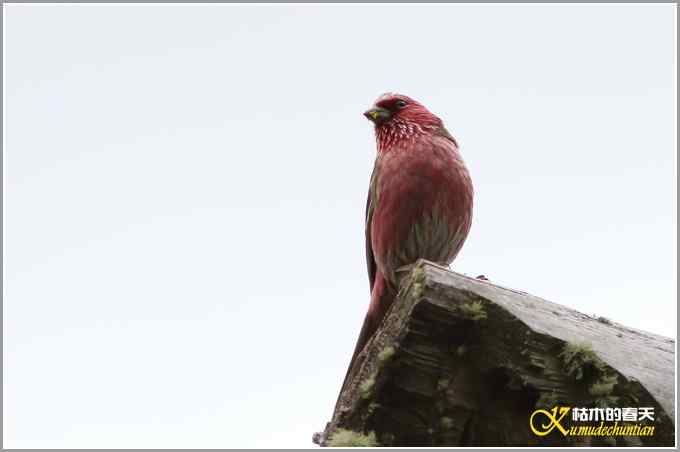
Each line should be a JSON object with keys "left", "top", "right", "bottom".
{"left": 336, "top": 271, "right": 396, "bottom": 404}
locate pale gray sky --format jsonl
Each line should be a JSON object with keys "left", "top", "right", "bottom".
{"left": 3, "top": 3, "right": 676, "bottom": 448}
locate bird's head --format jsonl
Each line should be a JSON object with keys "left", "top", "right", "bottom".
{"left": 364, "top": 93, "right": 440, "bottom": 129}
{"left": 365, "top": 93, "right": 445, "bottom": 152}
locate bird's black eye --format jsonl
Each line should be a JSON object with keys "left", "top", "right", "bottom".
{"left": 395, "top": 100, "right": 407, "bottom": 109}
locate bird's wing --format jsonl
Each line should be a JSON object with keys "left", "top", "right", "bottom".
{"left": 365, "top": 161, "right": 378, "bottom": 291}
{"left": 335, "top": 161, "right": 380, "bottom": 403}
{"left": 437, "top": 125, "right": 459, "bottom": 148}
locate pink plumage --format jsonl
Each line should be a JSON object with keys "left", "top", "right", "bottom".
{"left": 340, "top": 93, "right": 474, "bottom": 392}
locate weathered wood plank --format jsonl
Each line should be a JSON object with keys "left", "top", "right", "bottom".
{"left": 315, "top": 260, "right": 675, "bottom": 447}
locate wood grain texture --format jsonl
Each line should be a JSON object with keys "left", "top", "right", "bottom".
{"left": 315, "top": 260, "right": 675, "bottom": 447}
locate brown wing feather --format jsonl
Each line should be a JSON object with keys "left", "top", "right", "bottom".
{"left": 365, "top": 191, "right": 376, "bottom": 291}
{"left": 365, "top": 161, "right": 378, "bottom": 290}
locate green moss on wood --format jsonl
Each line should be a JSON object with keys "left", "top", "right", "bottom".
{"left": 410, "top": 263, "right": 425, "bottom": 282}
{"left": 327, "top": 429, "right": 379, "bottom": 447}
{"left": 589, "top": 373, "right": 617, "bottom": 397}
{"left": 440, "top": 416, "right": 455, "bottom": 430}
{"left": 560, "top": 342, "right": 622, "bottom": 408}
{"left": 411, "top": 282, "right": 424, "bottom": 301}
{"left": 559, "top": 342, "right": 605, "bottom": 380}
{"left": 377, "top": 346, "right": 395, "bottom": 364}
{"left": 359, "top": 373, "right": 376, "bottom": 400}
{"left": 407, "top": 264, "right": 426, "bottom": 301}
{"left": 459, "top": 300, "right": 487, "bottom": 321}
{"left": 590, "top": 373, "right": 619, "bottom": 408}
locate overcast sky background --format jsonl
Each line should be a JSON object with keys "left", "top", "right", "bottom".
{"left": 3, "top": 3, "right": 676, "bottom": 449}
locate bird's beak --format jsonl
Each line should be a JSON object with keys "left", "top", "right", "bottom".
{"left": 364, "top": 107, "right": 391, "bottom": 125}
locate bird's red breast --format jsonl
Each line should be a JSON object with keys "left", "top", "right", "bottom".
{"left": 370, "top": 132, "right": 473, "bottom": 284}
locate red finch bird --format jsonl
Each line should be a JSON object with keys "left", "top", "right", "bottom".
{"left": 341, "top": 93, "right": 473, "bottom": 392}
